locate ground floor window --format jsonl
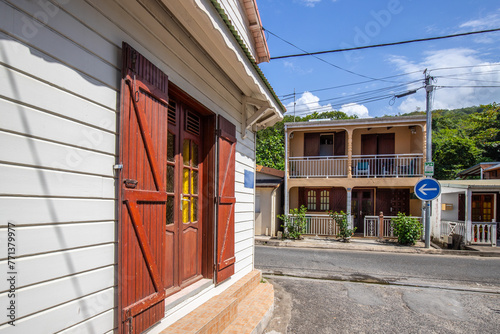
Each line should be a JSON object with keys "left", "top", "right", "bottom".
{"left": 300, "top": 187, "right": 346, "bottom": 212}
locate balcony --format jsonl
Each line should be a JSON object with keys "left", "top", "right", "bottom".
{"left": 289, "top": 153, "right": 423, "bottom": 178}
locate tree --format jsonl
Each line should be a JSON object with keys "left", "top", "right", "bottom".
{"left": 256, "top": 111, "right": 356, "bottom": 170}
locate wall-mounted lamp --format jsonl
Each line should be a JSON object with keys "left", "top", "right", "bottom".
{"left": 409, "top": 126, "right": 417, "bottom": 135}
{"left": 289, "top": 132, "right": 294, "bottom": 139}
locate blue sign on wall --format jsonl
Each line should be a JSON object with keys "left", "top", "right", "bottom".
{"left": 414, "top": 178, "right": 441, "bottom": 201}
{"left": 244, "top": 170, "right": 254, "bottom": 188}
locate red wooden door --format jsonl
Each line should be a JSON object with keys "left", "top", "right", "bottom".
{"left": 216, "top": 115, "right": 237, "bottom": 283}
{"left": 351, "top": 189, "right": 374, "bottom": 233}
{"left": 119, "top": 43, "right": 169, "bottom": 333}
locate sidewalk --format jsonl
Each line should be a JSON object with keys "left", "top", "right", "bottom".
{"left": 255, "top": 235, "right": 500, "bottom": 258}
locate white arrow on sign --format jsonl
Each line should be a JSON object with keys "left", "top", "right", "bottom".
{"left": 418, "top": 184, "right": 438, "bottom": 196}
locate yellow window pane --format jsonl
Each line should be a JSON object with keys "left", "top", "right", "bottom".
{"left": 191, "top": 198, "right": 198, "bottom": 222}
{"left": 183, "top": 168, "right": 190, "bottom": 194}
{"left": 182, "top": 199, "right": 189, "bottom": 223}
{"left": 183, "top": 139, "right": 190, "bottom": 166}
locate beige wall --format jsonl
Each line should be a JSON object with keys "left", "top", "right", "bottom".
{"left": 288, "top": 123, "right": 425, "bottom": 157}
{"left": 255, "top": 186, "right": 283, "bottom": 236}
{"left": 352, "top": 126, "right": 423, "bottom": 155}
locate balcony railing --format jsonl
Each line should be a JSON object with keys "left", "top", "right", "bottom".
{"left": 352, "top": 154, "right": 423, "bottom": 178}
{"left": 289, "top": 154, "right": 423, "bottom": 178}
{"left": 289, "top": 156, "right": 348, "bottom": 178}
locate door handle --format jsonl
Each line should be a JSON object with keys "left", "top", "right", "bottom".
{"left": 181, "top": 196, "right": 190, "bottom": 210}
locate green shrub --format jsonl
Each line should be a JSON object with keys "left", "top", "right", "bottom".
{"left": 329, "top": 210, "right": 356, "bottom": 242}
{"left": 391, "top": 212, "right": 423, "bottom": 245}
{"left": 278, "top": 205, "right": 308, "bottom": 240}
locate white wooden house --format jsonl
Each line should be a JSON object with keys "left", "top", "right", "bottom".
{"left": 0, "top": 0, "right": 283, "bottom": 332}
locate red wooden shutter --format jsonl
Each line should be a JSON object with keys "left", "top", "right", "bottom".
{"left": 118, "top": 43, "right": 168, "bottom": 334}
{"left": 216, "top": 115, "right": 237, "bottom": 283}
{"left": 334, "top": 131, "right": 346, "bottom": 156}
{"left": 304, "top": 133, "right": 320, "bottom": 156}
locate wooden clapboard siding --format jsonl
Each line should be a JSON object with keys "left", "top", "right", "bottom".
{"left": 0, "top": 288, "right": 114, "bottom": 334}
{"left": 0, "top": 164, "right": 115, "bottom": 198}
{"left": 0, "top": 222, "right": 114, "bottom": 257}
{"left": 0, "top": 244, "right": 114, "bottom": 291}
{"left": 58, "top": 310, "right": 115, "bottom": 334}
{"left": 1, "top": 1, "right": 120, "bottom": 93}
{"left": 0, "top": 198, "right": 115, "bottom": 226}
{"left": 0, "top": 0, "right": 263, "bottom": 332}
{"left": 0, "top": 33, "right": 118, "bottom": 109}
{"left": 0, "top": 132, "right": 115, "bottom": 176}
{"left": 83, "top": 0, "right": 242, "bottom": 112}
{"left": 0, "top": 66, "right": 117, "bottom": 131}
{"left": 0, "top": 266, "right": 114, "bottom": 321}
{"left": 0, "top": 99, "right": 116, "bottom": 155}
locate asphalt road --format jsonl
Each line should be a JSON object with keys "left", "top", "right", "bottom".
{"left": 256, "top": 245, "right": 500, "bottom": 289}
{"left": 256, "top": 246, "right": 500, "bottom": 334}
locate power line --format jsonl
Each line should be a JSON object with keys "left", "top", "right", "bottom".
{"left": 264, "top": 28, "right": 398, "bottom": 83}
{"left": 269, "top": 28, "right": 500, "bottom": 60}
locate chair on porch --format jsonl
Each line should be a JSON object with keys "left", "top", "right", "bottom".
{"left": 356, "top": 162, "right": 370, "bottom": 177}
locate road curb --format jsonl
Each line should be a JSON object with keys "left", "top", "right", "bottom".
{"left": 255, "top": 238, "right": 500, "bottom": 258}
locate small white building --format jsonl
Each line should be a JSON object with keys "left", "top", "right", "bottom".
{"left": 255, "top": 165, "right": 284, "bottom": 237}
{"left": 0, "top": 1, "right": 284, "bottom": 333}
{"left": 432, "top": 180, "right": 499, "bottom": 247}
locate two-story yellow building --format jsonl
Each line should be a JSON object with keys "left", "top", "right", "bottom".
{"left": 284, "top": 116, "right": 427, "bottom": 237}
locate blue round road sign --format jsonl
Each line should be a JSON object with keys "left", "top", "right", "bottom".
{"left": 414, "top": 178, "right": 441, "bottom": 201}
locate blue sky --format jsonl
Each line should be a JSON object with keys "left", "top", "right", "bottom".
{"left": 258, "top": 0, "right": 500, "bottom": 118}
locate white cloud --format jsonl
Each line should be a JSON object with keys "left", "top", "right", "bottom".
{"left": 460, "top": 12, "right": 500, "bottom": 30}
{"left": 298, "top": 0, "right": 322, "bottom": 7}
{"left": 285, "top": 91, "right": 332, "bottom": 116}
{"left": 285, "top": 92, "right": 371, "bottom": 118}
{"left": 389, "top": 48, "right": 500, "bottom": 114}
{"left": 339, "top": 103, "right": 370, "bottom": 118}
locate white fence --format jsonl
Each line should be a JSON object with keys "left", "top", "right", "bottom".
{"left": 472, "top": 223, "right": 497, "bottom": 246}
{"left": 440, "top": 221, "right": 466, "bottom": 239}
{"left": 441, "top": 221, "right": 496, "bottom": 246}
{"left": 290, "top": 214, "right": 353, "bottom": 236}
{"left": 364, "top": 216, "right": 423, "bottom": 238}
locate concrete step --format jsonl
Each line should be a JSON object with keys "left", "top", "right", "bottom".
{"left": 159, "top": 295, "right": 238, "bottom": 334}
{"left": 221, "top": 269, "right": 262, "bottom": 303}
{"left": 221, "top": 281, "right": 274, "bottom": 334}
{"left": 160, "top": 270, "right": 273, "bottom": 334}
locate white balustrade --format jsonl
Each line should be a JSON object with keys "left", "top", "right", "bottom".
{"left": 352, "top": 154, "right": 423, "bottom": 178}
{"left": 289, "top": 156, "right": 348, "bottom": 178}
{"left": 289, "top": 154, "right": 423, "bottom": 178}
{"left": 472, "top": 223, "right": 497, "bottom": 246}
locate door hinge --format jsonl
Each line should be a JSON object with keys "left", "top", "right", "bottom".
{"left": 114, "top": 164, "right": 123, "bottom": 170}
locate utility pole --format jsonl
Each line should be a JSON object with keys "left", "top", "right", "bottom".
{"left": 424, "top": 70, "right": 434, "bottom": 249}
{"left": 293, "top": 88, "right": 296, "bottom": 122}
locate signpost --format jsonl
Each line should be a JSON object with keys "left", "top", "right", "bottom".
{"left": 415, "top": 178, "right": 441, "bottom": 249}
{"left": 414, "top": 178, "right": 441, "bottom": 201}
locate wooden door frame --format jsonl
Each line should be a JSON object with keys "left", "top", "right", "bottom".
{"left": 471, "top": 193, "right": 497, "bottom": 222}
{"left": 168, "top": 83, "right": 216, "bottom": 280}
{"left": 351, "top": 188, "right": 375, "bottom": 233}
